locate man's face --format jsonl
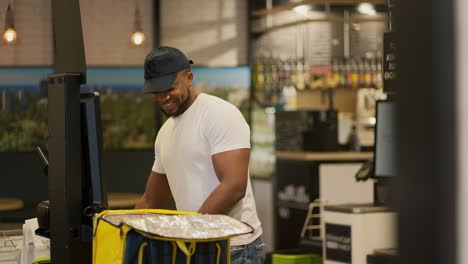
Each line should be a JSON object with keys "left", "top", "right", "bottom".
{"left": 151, "top": 70, "right": 194, "bottom": 117}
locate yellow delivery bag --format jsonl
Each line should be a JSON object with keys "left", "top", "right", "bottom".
{"left": 92, "top": 209, "right": 252, "bottom": 264}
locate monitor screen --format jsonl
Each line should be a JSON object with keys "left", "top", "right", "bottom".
{"left": 373, "top": 100, "right": 396, "bottom": 178}
{"left": 80, "top": 92, "right": 107, "bottom": 215}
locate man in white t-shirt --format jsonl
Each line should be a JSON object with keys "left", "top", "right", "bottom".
{"left": 135, "top": 46, "right": 264, "bottom": 264}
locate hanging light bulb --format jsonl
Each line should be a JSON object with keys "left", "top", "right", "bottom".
{"left": 131, "top": 31, "right": 145, "bottom": 46}
{"left": 3, "top": 0, "right": 17, "bottom": 44}
{"left": 293, "top": 5, "right": 310, "bottom": 15}
{"left": 131, "top": 1, "right": 145, "bottom": 46}
{"left": 3, "top": 28, "right": 16, "bottom": 43}
{"left": 357, "top": 3, "right": 376, "bottom": 16}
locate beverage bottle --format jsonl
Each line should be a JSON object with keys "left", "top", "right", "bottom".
{"left": 350, "top": 58, "right": 359, "bottom": 89}
{"left": 345, "top": 58, "right": 353, "bottom": 88}
{"left": 358, "top": 58, "right": 366, "bottom": 88}
{"left": 375, "top": 57, "right": 383, "bottom": 89}
{"left": 338, "top": 58, "right": 347, "bottom": 88}
{"left": 364, "top": 58, "right": 372, "bottom": 88}
{"left": 296, "top": 59, "right": 305, "bottom": 90}
{"left": 331, "top": 58, "right": 340, "bottom": 89}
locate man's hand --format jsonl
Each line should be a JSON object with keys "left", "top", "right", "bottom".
{"left": 135, "top": 171, "right": 173, "bottom": 209}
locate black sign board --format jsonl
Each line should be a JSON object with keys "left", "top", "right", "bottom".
{"left": 325, "top": 223, "right": 352, "bottom": 263}
{"left": 383, "top": 32, "right": 396, "bottom": 94}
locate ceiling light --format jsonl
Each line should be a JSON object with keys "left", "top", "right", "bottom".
{"left": 357, "top": 3, "right": 376, "bottom": 16}
{"left": 3, "top": 1, "right": 17, "bottom": 44}
{"left": 293, "top": 5, "right": 310, "bottom": 15}
{"left": 131, "top": 31, "right": 145, "bottom": 46}
{"left": 131, "top": 1, "right": 145, "bottom": 46}
{"left": 3, "top": 28, "right": 16, "bottom": 43}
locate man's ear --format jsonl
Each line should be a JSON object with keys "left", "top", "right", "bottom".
{"left": 187, "top": 72, "right": 194, "bottom": 86}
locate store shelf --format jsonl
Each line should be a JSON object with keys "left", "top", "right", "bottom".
{"left": 275, "top": 151, "right": 373, "bottom": 161}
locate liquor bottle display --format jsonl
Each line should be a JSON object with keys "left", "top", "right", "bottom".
{"left": 252, "top": 56, "right": 383, "bottom": 107}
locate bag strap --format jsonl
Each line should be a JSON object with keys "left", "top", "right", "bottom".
{"left": 171, "top": 242, "right": 178, "bottom": 264}
{"left": 137, "top": 242, "right": 148, "bottom": 264}
{"left": 226, "top": 240, "right": 231, "bottom": 264}
{"left": 176, "top": 241, "right": 197, "bottom": 264}
{"left": 215, "top": 243, "right": 222, "bottom": 264}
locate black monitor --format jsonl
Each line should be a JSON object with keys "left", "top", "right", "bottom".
{"left": 371, "top": 100, "right": 396, "bottom": 206}
{"left": 80, "top": 92, "right": 107, "bottom": 216}
{"left": 37, "top": 92, "right": 107, "bottom": 239}
{"left": 373, "top": 100, "right": 396, "bottom": 178}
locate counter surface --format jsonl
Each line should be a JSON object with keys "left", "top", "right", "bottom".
{"left": 108, "top": 192, "right": 142, "bottom": 209}
{"left": 275, "top": 151, "right": 373, "bottom": 161}
{"left": 0, "top": 198, "right": 24, "bottom": 211}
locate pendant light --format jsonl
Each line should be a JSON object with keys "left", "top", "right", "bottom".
{"left": 357, "top": 2, "right": 376, "bottom": 16}
{"left": 3, "top": 0, "right": 17, "bottom": 44}
{"left": 130, "top": 0, "right": 145, "bottom": 46}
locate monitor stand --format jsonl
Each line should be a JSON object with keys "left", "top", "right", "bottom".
{"left": 48, "top": 73, "right": 91, "bottom": 264}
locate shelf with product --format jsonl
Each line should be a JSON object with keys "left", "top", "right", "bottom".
{"left": 248, "top": 2, "right": 391, "bottom": 252}
{"left": 249, "top": 0, "right": 389, "bottom": 111}
{"left": 251, "top": 55, "right": 384, "bottom": 109}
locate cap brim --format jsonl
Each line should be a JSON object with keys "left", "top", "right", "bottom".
{"left": 144, "top": 73, "right": 177, "bottom": 93}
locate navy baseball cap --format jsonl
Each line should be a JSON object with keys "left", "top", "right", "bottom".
{"left": 143, "top": 46, "right": 193, "bottom": 93}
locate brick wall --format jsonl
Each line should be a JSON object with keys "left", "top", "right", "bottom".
{"left": 0, "top": 0, "right": 154, "bottom": 66}
{"left": 0, "top": 0, "right": 54, "bottom": 65}
{"left": 80, "top": 0, "right": 154, "bottom": 65}
{"left": 0, "top": 0, "right": 248, "bottom": 67}
{"left": 160, "top": 0, "right": 248, "bottom": 66}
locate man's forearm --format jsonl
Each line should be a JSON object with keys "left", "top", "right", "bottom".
{"left": 134, "top": 192, "right": 171, "bottom": 209}
{"left": 198, "top": 182, "right": 246, "bottom": 214}
{"left": 134, "top": 195, "right": 150, "bottom": 209}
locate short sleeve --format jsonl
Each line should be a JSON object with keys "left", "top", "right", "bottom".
{"left": 151, "top": 131, "right": 166, "bottom": 174}
{"left": 203, "top": 103, "right": 250, "bottom": 155}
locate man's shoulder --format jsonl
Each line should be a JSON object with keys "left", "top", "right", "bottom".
{"left": 200, "top": 93, "right": 240, "bottom": 113}
{"left": 200, "top": 93, "right": 229, "bottom": 105}
{"left": 157, "top": 117, "right": 174, "bottom": 136}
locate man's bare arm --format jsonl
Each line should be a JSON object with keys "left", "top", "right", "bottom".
{"left": 135, "top": 170, "right": 173, "bottom": 209}
{"left": 198, "top": 148, "right": 250, "bottom": 214}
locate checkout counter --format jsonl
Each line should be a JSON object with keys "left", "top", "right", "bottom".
{"left": 274, "top": 151, "right": 374, "bottom": 250}
{"left": 273, "top": 99, "right": 397, "bottom": 263}
{"left": 322, "top": 204, "right": 397, "bottom": 264}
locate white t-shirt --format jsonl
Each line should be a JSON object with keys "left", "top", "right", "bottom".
{"left": 152, "top": 93, "right": 262, "bottom": 246}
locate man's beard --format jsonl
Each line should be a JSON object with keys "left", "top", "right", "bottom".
{"left": 160, "top": 89, "right": 191, "bottom": 117}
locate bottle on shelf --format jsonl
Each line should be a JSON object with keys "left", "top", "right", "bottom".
{"left": 331, "top": 58, "right": 340, "bottom": 89}
{"left": 303, "top": 60, "right": 311, "bottom": 90}
{"left": 358, "top": 57, "right": 366, "bottom": 88}
{"left": 345, "top": 58, "right": 353, "bottom": 88}
{"left": 296, "top": 59, "right": 305, "bottom": 91}
{"left": 375, "top": 57, "right": 383, "bottom": 89}
{"left": 338, "top": 58, "right": 347, "bottom": 88}
{"left": 253, "top": 57, "right": 265, "bottom": 91}
{"left": 350, "top": 58, "right": 359, "bottom": 89}
{"left": 364, "top": 58, "right": 373, "bottom": 88}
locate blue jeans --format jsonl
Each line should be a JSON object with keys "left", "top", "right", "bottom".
{"left": 230, "top": 236, "right": 265, "bottom": 264}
